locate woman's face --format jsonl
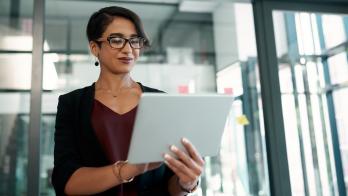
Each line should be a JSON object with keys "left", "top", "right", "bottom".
{"left": 91, "top": 17, "right": 141, "bottom": 74}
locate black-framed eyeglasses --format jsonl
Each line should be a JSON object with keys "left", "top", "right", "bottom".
{"left": 96, "top": 36, "right": 146, "bottom": 49}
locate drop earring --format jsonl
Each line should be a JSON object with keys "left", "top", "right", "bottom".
{"left": 94, "top": 57, "right": 99, "bottom": 66}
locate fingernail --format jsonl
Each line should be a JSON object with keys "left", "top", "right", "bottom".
{"left": 171, "top": 145, "right": 178, "bottom": 152}
{"left": 182, "top": 137, "right": 189, "bottom": 143}
{"left": 164, "top": 153, "right": 170, "bottom": 160}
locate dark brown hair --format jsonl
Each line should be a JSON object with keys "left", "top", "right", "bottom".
{"left": 86, "top": 6, "right": 150, "bottom": 47}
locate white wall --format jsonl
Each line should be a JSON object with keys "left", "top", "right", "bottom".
{"left": 213, "top": 2, "right": 239, "bottom": 71}
{"left": 213, "top": 3, "right": 257, "bottom": 71}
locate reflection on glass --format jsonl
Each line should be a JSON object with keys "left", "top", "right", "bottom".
{"left": 273, "top": 10, "right": 348, "bottom": 196}
{"left": 0, "top": 113, "right": 30, "bottom": 195}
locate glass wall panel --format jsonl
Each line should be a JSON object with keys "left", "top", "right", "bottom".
{"left": 273, "top": 11, "right": 348, "bottom": 196}
{"left": 0, "top": 0, "right": 33, "bottom": 195}
{"left": 41, "top": 0, "right": 268, "bottom": 195}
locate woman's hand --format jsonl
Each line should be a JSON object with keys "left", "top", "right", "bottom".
{"left": 164, "top": 138, "right": 204, "bottom": 191}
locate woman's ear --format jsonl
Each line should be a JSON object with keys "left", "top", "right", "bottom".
{"left": 89, "top": 41, "right": 99, "bottom": 57}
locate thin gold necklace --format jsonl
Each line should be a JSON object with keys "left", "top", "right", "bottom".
{"left": 96, "top": 81, "right": 134, "bottom": 98}
{"left": 104, "top": 89, "right": 121, "bottom": 98}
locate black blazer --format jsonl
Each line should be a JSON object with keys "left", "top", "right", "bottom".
{"left": 51, "top": 82, "right": 173, "bottom": 195}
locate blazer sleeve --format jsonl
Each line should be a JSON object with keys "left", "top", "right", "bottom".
{"left": 51, "top": 95, "right": 82, "bottom": 195}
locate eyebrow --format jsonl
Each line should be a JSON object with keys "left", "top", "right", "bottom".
{"left": 108, "top": 33, "right": 139, "bottom": 37}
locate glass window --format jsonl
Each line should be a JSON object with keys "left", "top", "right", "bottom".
{"left": 273, "top": 11, "right": 348, "bottom": 196}
{"left": 0, "top": 0, "right": 34, "bottom": 195}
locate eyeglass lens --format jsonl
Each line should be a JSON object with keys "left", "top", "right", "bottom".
{"left": 108, "top": 37, "right": 144, "bottom": 49}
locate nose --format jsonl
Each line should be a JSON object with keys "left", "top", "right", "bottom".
{"left": 121, "top": 41, "right": 132, "bottom": 54}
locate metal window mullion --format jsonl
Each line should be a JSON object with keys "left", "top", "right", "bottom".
{"left": 241, "top": 61, "right": 260, "bottom": 195}
{"left": 316, "top": 15, "right": 346, "bottom": 196}
{"left": 253, "top": 1, "right": 292, "bottom": 196}
{"left": 28, "top": 0, "right": 45, "bottom": 195}
{"left": 248, "top": 58, "right": 266, "bottom": 193}
{"left": 343, "top": 16, "right": 348, "bottom": 66}
{"left": 283, "top": 12, "right": 310, "bottom": 196}
{"left": 301, "top": 63, "right": 324, "bottom": 196}
{"left": 309, "top": 14, "right": 336, "bottom": 196}
{"left": 313, "top": 59, "right": 336, "bottom": 196}
{"left": 261, "top": 0, "right": 348, "bottom": 13}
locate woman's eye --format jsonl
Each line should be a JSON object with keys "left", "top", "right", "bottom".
{"left": 131, "top": 40, "right": 140, "bottom": 44}
{"left": 110, "top": 38, "right": 124, "bottom": 44}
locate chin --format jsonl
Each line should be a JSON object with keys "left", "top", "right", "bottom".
{"left": 112, "top": 66, "right": 134, "bottom": 74}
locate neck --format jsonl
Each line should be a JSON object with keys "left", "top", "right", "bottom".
{"left": 96, "top": 71, "right": 134, "bottom": 91}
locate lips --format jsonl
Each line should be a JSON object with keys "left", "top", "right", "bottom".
{"left": 118, "top": 57, "right": 133, "bottom": 64}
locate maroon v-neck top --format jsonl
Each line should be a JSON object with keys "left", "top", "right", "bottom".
{"left": 91, "top": 99, "right": 138, "bottom": 196}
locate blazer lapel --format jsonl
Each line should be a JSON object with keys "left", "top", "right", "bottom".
{"left": 80, "top": 83, "right": 95, "bottom": 135}
{"left": 78, "top": 83, "right": 108, "bottom": 165}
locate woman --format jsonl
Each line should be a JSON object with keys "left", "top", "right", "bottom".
{"left": 51, "top": 6, "right": 204, "bottom": 195}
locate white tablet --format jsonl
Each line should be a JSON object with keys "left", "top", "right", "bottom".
{"left": 127, "top": 93, "right": 234, "bottom": 164}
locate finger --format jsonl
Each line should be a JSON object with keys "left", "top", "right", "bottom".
{"left": 181, "top": 138, "right": 205, "bottom": 166}
{"left": 164, "top": 153, "right": 197, "bottom": 181}
{"left": 164, "top": 159, "right": 188, "bottom": 181}
{"left": 170, "top": 145, "right": 202, "bottom": 176}
{"left": 181, "top": 138, "right": 204, "bottom": 165}
{"left": 164, "top": 155, "right": 195, "bottom": 183}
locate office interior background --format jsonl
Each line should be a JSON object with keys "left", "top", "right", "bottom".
{"left": 0, "top": 0, "right": 348, "bottom": 195}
